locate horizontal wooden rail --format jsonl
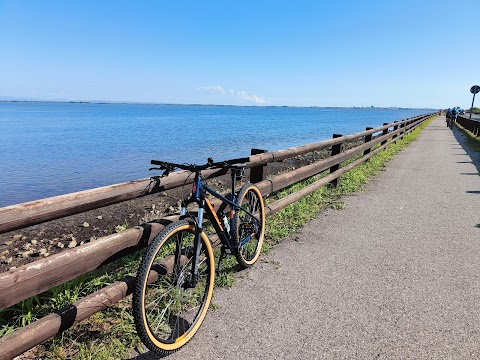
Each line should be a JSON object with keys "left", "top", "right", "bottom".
{"left": 0, "top": 114, "right": 434, "bottom": 358}
{"left": 0, "top": 115, "right": 428, "bottom": 234}
{"left": 247, "top": 115, "right": 425, "bottom": 166}
{"left": 456, "top": 115, "right": 480, "bottom": 136}
{"left": 0, "top": 167, "right": 230, "bottom": 234}
{"left": 0, "top": 222, "right": 163, "bottom": 310}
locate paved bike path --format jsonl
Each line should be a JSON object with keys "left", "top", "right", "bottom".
{"left": 136, "top": 116, "right": 480, "bottom": 359}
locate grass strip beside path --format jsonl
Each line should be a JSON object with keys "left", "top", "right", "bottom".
{"left": 455, "top": 121, "right": 480, "bottom": 153}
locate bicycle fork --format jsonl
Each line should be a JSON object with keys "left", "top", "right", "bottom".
{"left": 187, "top": 201, "right": 205, "bottom": 289}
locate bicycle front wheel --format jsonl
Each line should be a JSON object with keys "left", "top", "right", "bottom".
{"left": 133, "top": 220, "right": 215, "bottom": 355}
{"left": 233, "top": 183, "right": 265, "bottom": 268}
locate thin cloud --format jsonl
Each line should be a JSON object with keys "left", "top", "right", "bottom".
{"left": 198, "top": 85, "right": 226, "bottom": 95}
{"left": 231, "top": 89, "right": 267, "bottom": 105}
{"left": 198, "top": 85, "right": 268, "bottom": 105}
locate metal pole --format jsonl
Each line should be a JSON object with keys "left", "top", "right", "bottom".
{"left": 470, "top": 93, "right": 476, "bottom": 120}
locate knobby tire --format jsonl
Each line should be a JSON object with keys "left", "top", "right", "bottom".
{"left": 132, "top": 220, "right": 215, "bottom": 355}
{"left": 233, "top": 183, "right": 265, "bottom": 268}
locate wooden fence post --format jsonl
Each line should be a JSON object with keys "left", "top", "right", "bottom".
{"left": 381, "top": 123, "right": 389, "bottom": 147}
{"left": 364, "top": 127, "right": 373, "bottom": 160}
{"left": 330, "top": 134, "right": 343, "bottom": 187}
{"left": 250, "top": 148, "right": 267, "bottom": 183}
{"left": 393, "top": 121, "right": 399, "bottom": 143}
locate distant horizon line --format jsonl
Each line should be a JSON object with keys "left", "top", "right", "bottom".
{"left": 0, "top": 97, "right": 435, "bottom": 110}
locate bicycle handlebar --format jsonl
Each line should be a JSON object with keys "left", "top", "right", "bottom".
{"left": 150, "top": 157, "right": 249, "bottom": 174}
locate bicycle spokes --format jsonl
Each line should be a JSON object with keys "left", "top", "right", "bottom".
{"left": 233, "top": 184, "right": 265, "bottom": 268}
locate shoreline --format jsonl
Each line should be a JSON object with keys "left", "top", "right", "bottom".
{"left": 0, "top": 99, "right": 434, "bottom": 110}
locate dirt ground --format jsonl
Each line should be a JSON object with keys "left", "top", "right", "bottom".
{"left": 0, "top": 140, "right": 363, "bottom": 273}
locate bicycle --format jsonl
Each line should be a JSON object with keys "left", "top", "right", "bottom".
{"left": 132, "top": 157, "right": 265, "bottom": 355}
{"left": 449, "top": 113, "right": 456, "bottom": 129}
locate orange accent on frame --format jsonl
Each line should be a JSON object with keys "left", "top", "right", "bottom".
{"left": 205, "top": 198, "right": 223, "bottom": 231}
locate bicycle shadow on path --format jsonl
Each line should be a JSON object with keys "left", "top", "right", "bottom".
{"left": 129, "top": 351, "right": 160, "bottom": 359}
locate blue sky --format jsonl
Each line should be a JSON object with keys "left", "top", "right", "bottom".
{"left": 0, "top": 0, "right": 478, "bottom": 108}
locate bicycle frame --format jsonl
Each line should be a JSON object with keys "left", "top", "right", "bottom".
{"left": 181, "top": 168, "right": 257, "bottom": 287}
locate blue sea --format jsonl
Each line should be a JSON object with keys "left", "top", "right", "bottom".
{"left": 0, "top": 102, "right": 433, "bottom": 207}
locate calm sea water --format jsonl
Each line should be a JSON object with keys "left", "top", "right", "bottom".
{"left": 0, "top": 102, "right": 433, "bottom": 207}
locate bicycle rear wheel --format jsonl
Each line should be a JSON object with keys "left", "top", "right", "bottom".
{"left": 233, "top": 183, "right": 265, "bottom": 268}
{"left": 133, "top": 220, "right": 215, "bottom": 355}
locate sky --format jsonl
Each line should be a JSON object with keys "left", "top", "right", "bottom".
{"left": 0, "top": 0, "right": 479, "bottom": 109}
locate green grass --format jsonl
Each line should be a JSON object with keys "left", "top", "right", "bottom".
{"left": 0, "top": 116, "right": 434, "bottom": 359}
{"left": 43, "top": 300, "right": 138, "bottom": 359}
{"left": 455, "top": 122, "right": 480, "bottom": 153}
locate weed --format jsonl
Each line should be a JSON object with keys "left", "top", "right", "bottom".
{"left": 214, "top": 250, "right": 237, "bottom": 288}
{"left": 209, "top": 302, "right": 221, "bottom": 312}
{"left": 329, "top": 200, "right": 347, "bottom": 210}
{"left": 115, "top": 219, "right": 129, "bottom": 233}
{"left": 215, "top": 272, "right": 235, "bottom": 287}
{"left": 261, "top": 258, "right": 281, "bottom": 270}
{"left": 238, "top": 273, "right": 254, "bottom": 281}
{"left": 455, "top": 122, "right": 480, "bottom": 153}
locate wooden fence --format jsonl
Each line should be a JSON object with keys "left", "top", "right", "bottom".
{"left": 0, "top": 113, "right": 435, "bottom": 359}
{"left": 456, "top": 115, "right": 480, "bottom": 136}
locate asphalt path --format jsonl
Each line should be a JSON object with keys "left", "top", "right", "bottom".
{"left": 133, "top": 116, "right": 480, "bottom": 359}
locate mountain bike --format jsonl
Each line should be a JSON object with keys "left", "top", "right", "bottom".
{"left": 132, "top": 157, "right": 265, "bottom": 355}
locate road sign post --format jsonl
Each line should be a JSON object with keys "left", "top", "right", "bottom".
{"left": 469, "top": 85, "right": 480, "bottom": 120}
